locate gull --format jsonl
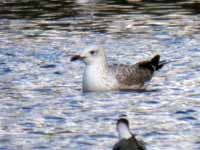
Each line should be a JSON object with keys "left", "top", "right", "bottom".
{"left": 71, "top": 47, "right": 166, "bottom": 92}
{"left": 113, "top": 118, "right": 146, "bottom": 150}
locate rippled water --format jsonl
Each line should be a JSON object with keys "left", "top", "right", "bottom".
{"left": 0, "top": 0, "right": 200, "bottom": 150}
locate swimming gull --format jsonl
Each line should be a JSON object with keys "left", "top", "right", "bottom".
{"left": 71, "top": 47, "right": 166, "bottom": 92}
{"left": 113, "top": 118, "right": 146, "bottom": 150}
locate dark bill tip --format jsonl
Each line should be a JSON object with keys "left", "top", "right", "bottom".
{"left": 70, "top": 55, "right": 82, "bottom": 62}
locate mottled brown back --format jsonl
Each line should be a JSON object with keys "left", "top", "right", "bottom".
{"left": 114, "top": 64, "right": 153, "bottom": 87}
{"left": 112, "top": 136, "right": 146, "bottom": 150}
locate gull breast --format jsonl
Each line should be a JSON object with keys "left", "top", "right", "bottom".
{"left": 83, "top": 65, "right": 118, "bottom": 91}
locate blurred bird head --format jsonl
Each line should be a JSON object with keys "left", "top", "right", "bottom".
{"left": 71, "top": 46, "right": 106, "bottom": 65}
{"left": 117, "top": 118, "right": 132, "bottom": 139}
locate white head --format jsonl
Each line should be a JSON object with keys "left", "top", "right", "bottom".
{"left": 117, "top": 118, "right": 132, "bottom": 139}
{"left": 71, "top": 46, "right": 107, "bottom": 65}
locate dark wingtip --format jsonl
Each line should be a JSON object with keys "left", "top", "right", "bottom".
{"left": 152, "top": 55, "right": 168, "bottom": 70}
{"left": 153, "top": 54, "right": 160, "bottom": 59}
{"left": 70, "top": 55, "right": 81, "bottom": 61}
{"left": 151, "top": 54, "right": 160, "bottom": 66}
{"left": 157, "top": 60, "right": 168, "bottom": 70}
{"left": 138, "top": 55, "right": 166, "bottom": 72}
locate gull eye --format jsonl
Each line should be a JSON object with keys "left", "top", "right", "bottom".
{"left": 90, "top": 50, "right": 96, "bottom": 55}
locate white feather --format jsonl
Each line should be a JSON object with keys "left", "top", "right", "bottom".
{"left": 117, "top": 122, "right": 132, "bottom": 139}
{"left": 81, "top": 47, "right": 118, "bottom": 91}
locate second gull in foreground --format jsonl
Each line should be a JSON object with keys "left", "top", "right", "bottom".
{"left": 113, "top": 118, "right": 146, "bottom": 150}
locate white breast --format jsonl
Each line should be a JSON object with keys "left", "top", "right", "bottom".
{"left": 82, "top": 65, "right": 118, "bottom": 92}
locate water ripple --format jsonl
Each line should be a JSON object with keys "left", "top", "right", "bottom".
{"left": 0, "top": 0, "right": 200, "bottom": 150}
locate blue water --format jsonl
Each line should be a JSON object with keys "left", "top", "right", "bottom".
{"left": 0, "top": 0, "right": 200, "bottom": 150}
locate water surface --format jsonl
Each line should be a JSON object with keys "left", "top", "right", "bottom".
{"left": 0, "top": 0, "right": 200, "bottom": 150}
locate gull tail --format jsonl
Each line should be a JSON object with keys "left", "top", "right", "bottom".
{"left": 138, "top": 55, "right": 167, "bottom": 72}
{"left": 151, "top": 55, "right": 167, "bottom": 71}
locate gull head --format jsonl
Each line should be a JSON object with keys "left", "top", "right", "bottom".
{"left": 71, "top": 46, "right": 106, "bottom": 65}
{"left": 117, "top": 118, "right": 132, "bottom": 139}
